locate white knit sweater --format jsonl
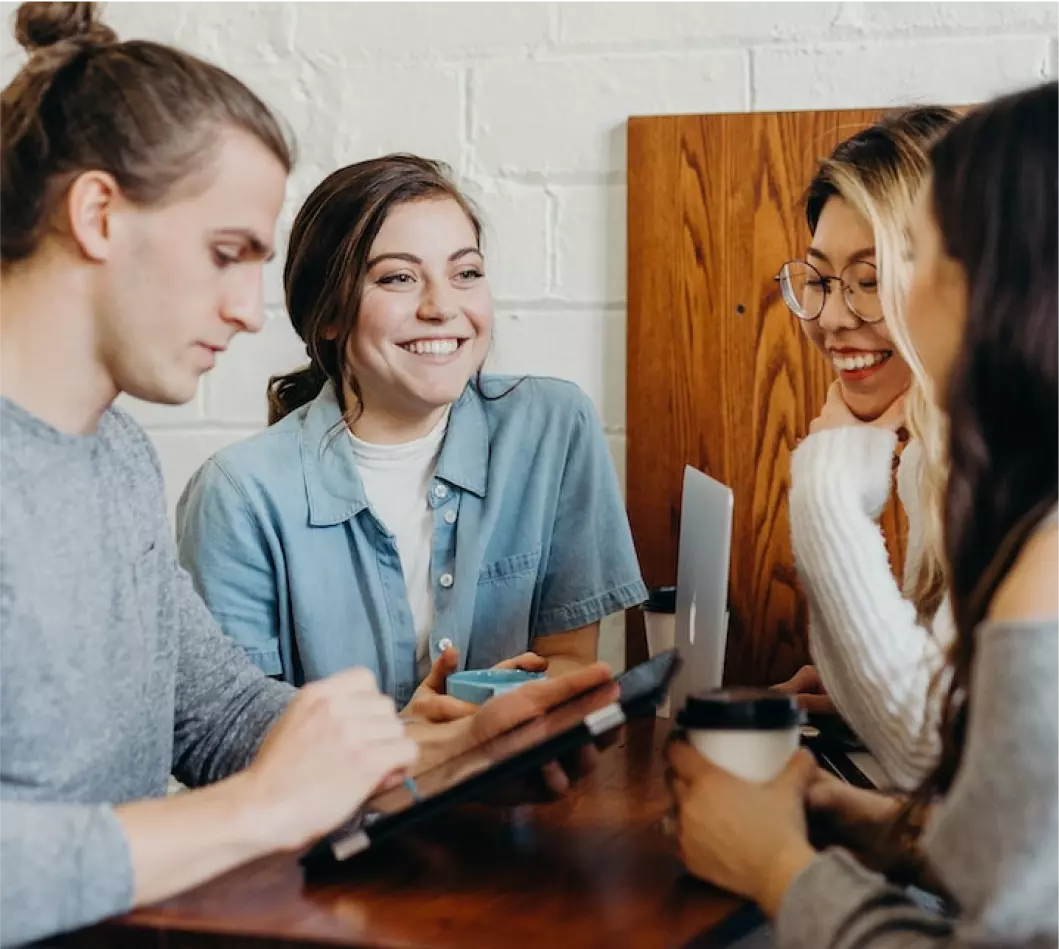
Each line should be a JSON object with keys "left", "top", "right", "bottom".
{"left": 789, "top": 427, "right": 954, "bottom": 791}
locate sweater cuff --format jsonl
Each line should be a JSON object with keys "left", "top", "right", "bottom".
{"left": 792, "top": 427, "right": 898, "bottom": 520}
{"left": 75, "top": 805, "right": 136, "bottom": 933}
{"left": 776, "top": 848, "right": 902, "bottom": 949}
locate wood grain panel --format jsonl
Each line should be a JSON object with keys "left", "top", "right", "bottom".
{"left": 627, "top": 109, "right": 909, "bottom": 685}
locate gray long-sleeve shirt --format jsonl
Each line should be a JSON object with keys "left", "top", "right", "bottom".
{"left": 0, "top": 398, "right": 294, "bottom": 947}
{"left": 778, "top": 617, "right": 1058, "bottom": 948}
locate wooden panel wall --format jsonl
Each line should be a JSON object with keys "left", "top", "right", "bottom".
{"left": 626, "top": 109, "right": 909, "bottom": 686}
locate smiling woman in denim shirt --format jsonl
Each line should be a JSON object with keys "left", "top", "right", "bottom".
{"left": 175, "top": 154, "right": 647, "bottom": 722}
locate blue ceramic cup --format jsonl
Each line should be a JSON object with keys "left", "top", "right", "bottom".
{"left": 446, "top": 668, "right": 546, "bottom": 705}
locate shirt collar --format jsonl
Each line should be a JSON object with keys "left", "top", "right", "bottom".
{"left": 300, "top": 381, "right": 490, "bottom": 526}
{"left": 299, "top": 382, "right": 369, "bottom": 526}
{"left": 435, "top": 383, "right": 489, "bottom": 498}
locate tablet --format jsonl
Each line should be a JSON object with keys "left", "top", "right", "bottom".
{"left": 300, "top": 649, "right": 682, "bottom": 874}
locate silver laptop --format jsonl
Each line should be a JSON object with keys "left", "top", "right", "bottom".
{"left": 671, "top": 466, "right": 734, "bottom": 713}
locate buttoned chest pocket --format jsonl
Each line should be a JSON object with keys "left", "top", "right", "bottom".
{"left": 470, "top": 548, "right": 542, "bottom": 667}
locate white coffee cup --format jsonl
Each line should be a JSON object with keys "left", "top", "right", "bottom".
{"left": 642, "top": 587, "right": 676, "bottom": 717}
{"left": 676, "top": 688, "right": 804, "bottom": 783}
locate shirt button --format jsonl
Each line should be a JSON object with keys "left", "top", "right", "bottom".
{"left": 433, "top": 484, "right": 448, "bottom": 500}
{"left": 443, "top": 509, "right": 457, "bottom": 525}
{"left": 437, "top": 637, "right": 454, "bottom": 652}
{"left": 439, "top": 572, "right": 454, "bottom": 589}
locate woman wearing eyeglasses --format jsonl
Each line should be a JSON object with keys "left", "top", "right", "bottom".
{"left": 772, "top": 108, "right": 962, "bottom": 792}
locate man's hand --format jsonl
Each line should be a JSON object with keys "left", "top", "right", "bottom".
{"left": 241, "top": 668, "right": 418, "bottom": 851}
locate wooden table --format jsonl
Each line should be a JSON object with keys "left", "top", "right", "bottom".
{"left": 56, "top": 719, "right": 764, "bottom": 949}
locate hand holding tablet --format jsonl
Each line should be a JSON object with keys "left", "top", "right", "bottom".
{"left": 302, "top": 652, "right": 680, "bottom": 872}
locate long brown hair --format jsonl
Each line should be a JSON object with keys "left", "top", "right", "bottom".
{"left": 895, "top": 82, "right": 1058, "bottom": 868}
{"left": 268, "top": 154, "right": 483, "bottom": 426}
{"left": 804, "top": 107, "right": 962, "bottom": 625}
{"left": 1, "top": 2, "right": 293, "bottom": 267}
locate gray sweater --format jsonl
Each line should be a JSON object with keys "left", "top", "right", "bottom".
{"left": 0, "top": 398, "right": 294, "bottom": 947}
{"left": 778, "top": 617, "right": 1058, "bottom": 948}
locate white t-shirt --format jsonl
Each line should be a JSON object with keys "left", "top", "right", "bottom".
{"left": 349, "top": 411, "right": 449, "bottom": 680}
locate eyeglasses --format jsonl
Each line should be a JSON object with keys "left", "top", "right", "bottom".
{"left": 774, "top": 259, "right": 883, "bottom": 323}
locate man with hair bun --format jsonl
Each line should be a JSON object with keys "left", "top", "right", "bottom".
{"left": 0, "top": 5, "right": 611, "bottom": 946}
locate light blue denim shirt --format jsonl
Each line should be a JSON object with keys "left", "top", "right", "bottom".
{"left": 175, "top": 375, "right": 647, "bottom": 707}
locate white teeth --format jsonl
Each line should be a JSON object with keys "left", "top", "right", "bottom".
{"left": 832, "top": 351, "right": 890, "bottom": 372}
{"left": 401, "top": 339, "right": 460, "bottom": 356}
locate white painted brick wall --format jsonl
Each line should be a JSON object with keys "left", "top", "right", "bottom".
{"left": 2, "top": 1, "right": 1056, "bottom": 669}
{"left": 552, "top": 184, "right": 627, "bottom": 302}
{"left": 472, "top": 52, "right": 750, "bottom": 175}
{"left": 752, "top": 35, "right": 1053, "bottom": 109}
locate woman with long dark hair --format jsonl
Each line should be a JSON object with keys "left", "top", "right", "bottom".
{"left": 667, "top": 81, "right": 1058, "bottom": 947}
{"left": 175, "top": 155, "right": 646, "bottom": 720}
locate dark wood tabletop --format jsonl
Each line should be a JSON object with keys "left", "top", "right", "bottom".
{"left": 56, "top": 718, "right": 764, "bottom": 949}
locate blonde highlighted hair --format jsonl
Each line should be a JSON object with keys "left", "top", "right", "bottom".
{"left": 804, "top": 107, "right": 962, "bottom": 623}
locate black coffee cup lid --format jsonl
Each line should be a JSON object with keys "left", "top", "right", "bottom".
{"left": 642, "top": 586, "right": 677, "bottom": 613}
{"left": 676, "top": 688, "right": 804, "bottom": 731}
